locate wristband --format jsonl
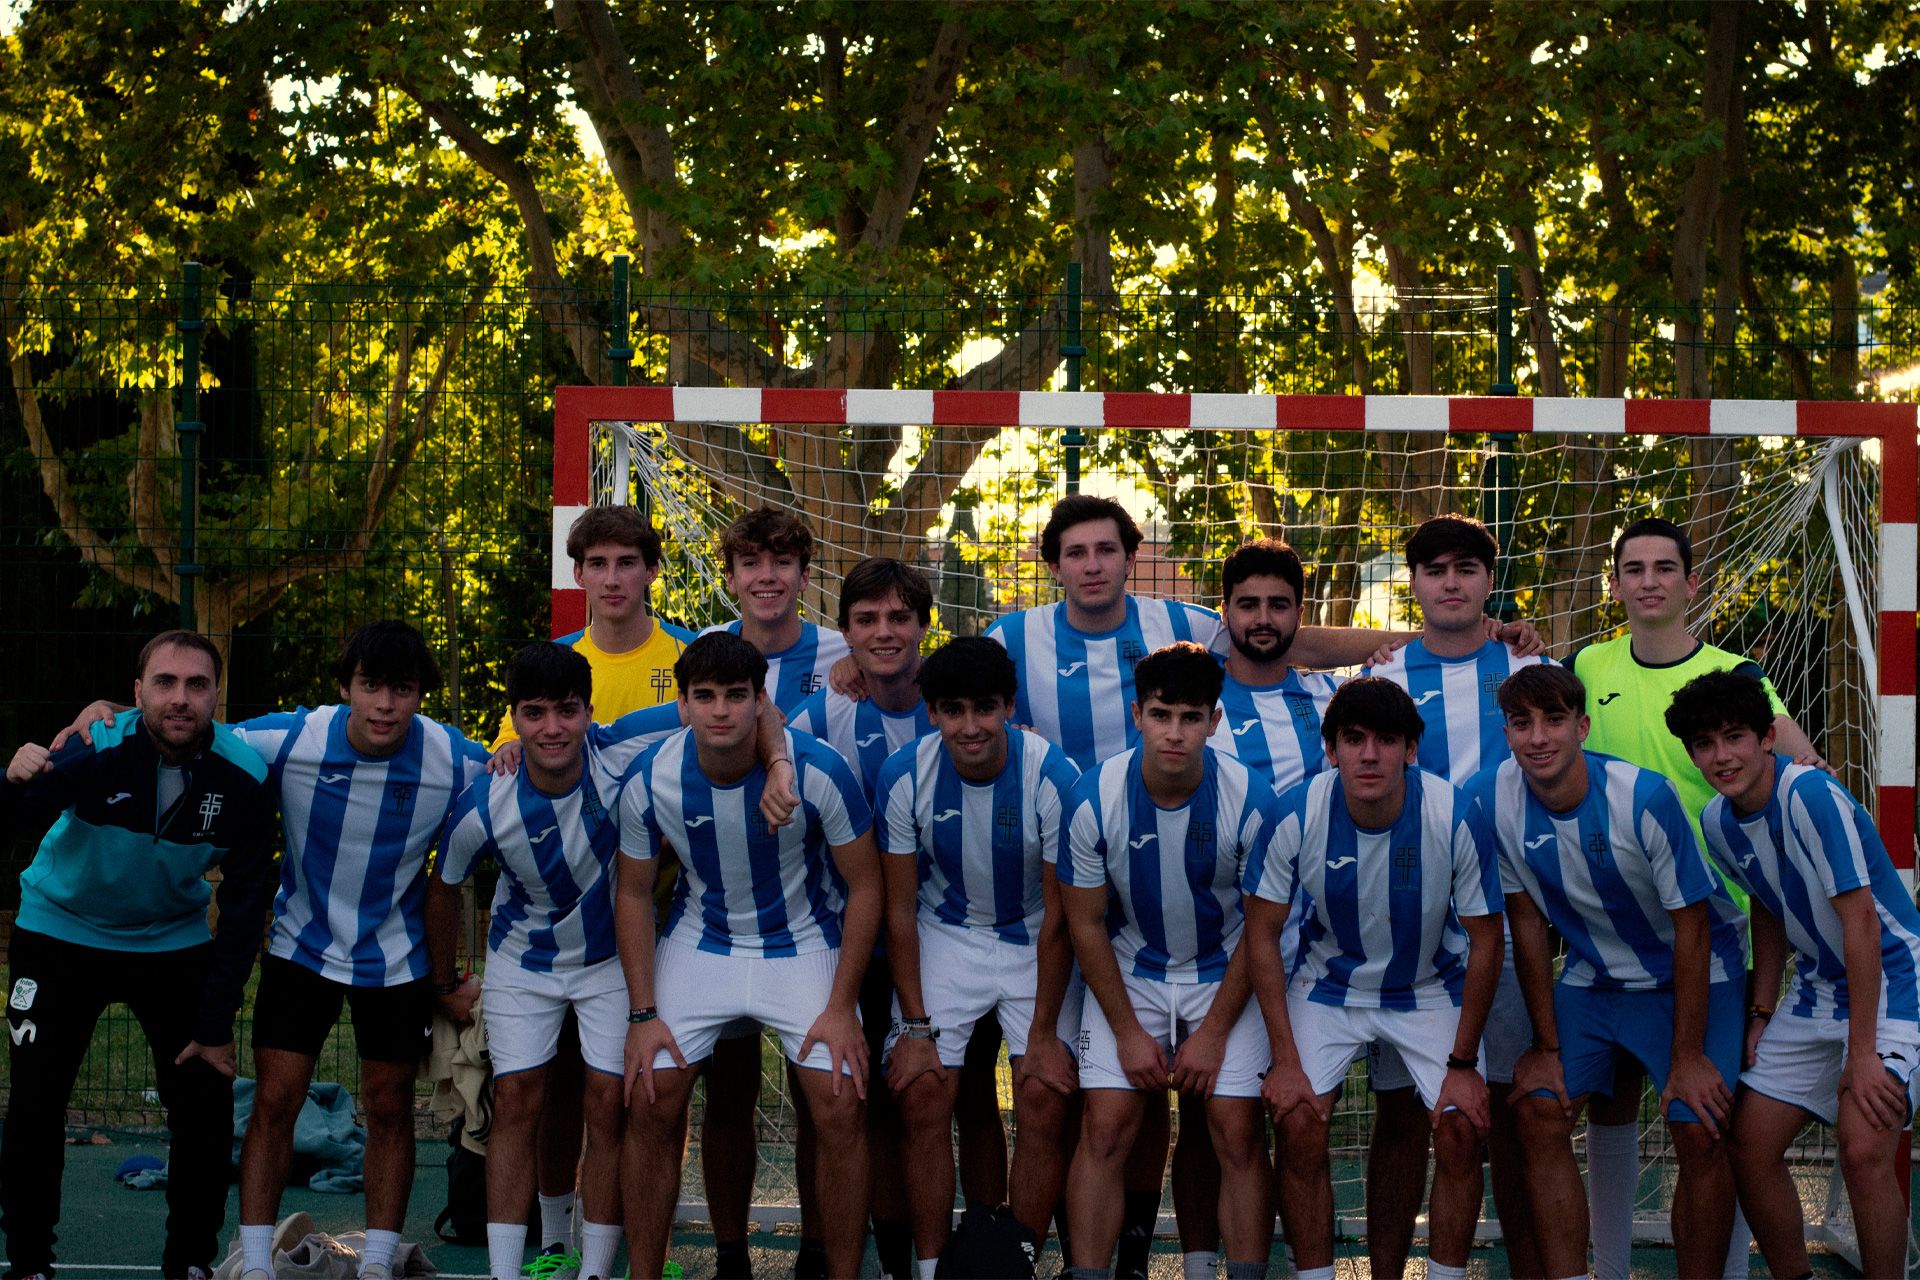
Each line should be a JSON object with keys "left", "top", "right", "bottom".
{"left": 900, "top": 1023, "right": 939, "bottom": 1041}
{"left": 1446, "top": 1053, "right": 1478, "bottom": 1071}
{"left": 628, "top": 1007, "right": 658, "bottom": 1024}
{"left": 1747, "top": 1005, "right": 1774, "bottom": 1022}
{"left": 430, "top": 979, "right": 461, "bottom": 996}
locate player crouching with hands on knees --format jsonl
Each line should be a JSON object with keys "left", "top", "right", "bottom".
{"left": 1057, "top": 642, "right": 1281, "bottom": 1280}
{"left": 615, "top": 632, "right": 883, "bottom": 1280}
{"left": 1668, "top": 671, "right": 1920, "bottom": 1280}
{"left": 1467, "top": 664, "right": 1749, "bottom": 1280}
{"left": 876, "top": 636, "right": 1084, "bottom": 1273}
{"left": 1242, "top": 676, "right": 1504, "bottom": 1280}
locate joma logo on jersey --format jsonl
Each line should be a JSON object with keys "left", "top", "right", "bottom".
{"left": 1598, "top": 692, "right": 1623, "bottom": 706}
{"left": 1231, "top": 719, "right": 1261, "bottom": 738}
{"left": 684, "top": 815, "right": 714, "bottom": 828}
{"left": 1128, "top": 833, "right": 1157, "bottom": 851}
{"left": 1057, "top": 662, "right": 1087, "bottom": 679}
{"left": 529, "top": 825, "right": 559, "bottom": 846}
{"left": 856, "top": 733, "right": 884, "bottom": 748}
{"left": 932, "top": 809, "right": 962, "bottom": 823}
{"left": 318, "top": 773, "right": 352, "bottom": 785}
{"left": 1412, "top": 690, "right": 1442, "bottom": 706}
{"left": 1326, "top": 855, "right": 1357, "bottom": 871}
{"left": 1524, "top": 833, "right": 1555, "bottom": 851}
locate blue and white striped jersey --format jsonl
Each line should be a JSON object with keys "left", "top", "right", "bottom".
{"left": 1207, "top": 669, "right": 1343, "bottom": 793}
{"left": 1365, "top": 639, "right": 1548, "bottom": 786}
{"left": 786, "top": 688, "right": 932, "bottom": 802}
{"left": 1703, "top": 757, "right": 1920, "bottom": 1023}
{"left": 1245, "top": 768, "right": 1500, "bottom": 1010}
{"left": 1469, "top": 752, "right": 1747, "bottom": 991}
{"left": 1061, "top": 747, "right": 1280, "bottom": 984}
{"left": 703, "top": 620, "right": 851, "bottom": 713}
{"left": 232, "top": 706, "right": 490, "bottom": 987}
{"left": 875, "top": 728, "right": 1081, "bottom": 944}
{"left": 987, "top": 596, "right": 1226, "bottom": 771}
{"left": 437, "top": 716, "right": 680, "bottom": 973}
{"left": 620, "top": 727, "right": 872, "bottom": 957}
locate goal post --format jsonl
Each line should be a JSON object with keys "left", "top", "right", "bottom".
{"left": 552, "top": 384, "right": 1916, "bottom": 1245}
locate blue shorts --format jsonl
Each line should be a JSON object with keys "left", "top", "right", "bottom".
{"left": 1552, "top": 979, "right": 1743, "bottom": 1124}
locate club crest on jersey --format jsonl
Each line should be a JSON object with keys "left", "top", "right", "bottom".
{"left": 1187, "top": 821, "right": 1215, "bottom": 858}
{"left": 8, "top": 978, "right": 37, "bottom": 1011}
{"left": 994, "top": 804, "right": 1020, "bottom": 837}
{"left": 801, "top": 673, "right": 825, "bottom": 696}
{"left": 1119, "top": 641, "right": 1145, "bottom": 668}
{"left": 390, "top": 783, "right": 415, "bottom": 813}
{"left": 1283, "top": 694, "right": 1317, "bottom": 727}
{"left": 650, "top": 669, "right": 676, "bottom": 700}
{"left": 1480, "top": 672, "right": 1505, "bottom": 697}
{"left": 1392, "top": 845, "right": 1420, "bottom": 888}
{"left": 1583, "top": 832, "right": 1611, "bottom": 862}
{"left": 197, "top": 793, "right": 223, "bottom": 833}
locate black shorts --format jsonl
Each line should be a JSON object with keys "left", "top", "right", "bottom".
{"left": 251, "top": 955, "right": 431, "bottom": 1064}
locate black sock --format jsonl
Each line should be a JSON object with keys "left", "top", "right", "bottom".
{"left": 1115, "top": 1190, "right": 1158, "bottom": 1279}
{"left": 715, "top": 1238, "right": 753, "bottom": 1280}
{"left": 873, "top": 1217, "right": 913, "bottom": 1279}
{"left": 794, "top": 1236, "right": 828, "bottom": 1280}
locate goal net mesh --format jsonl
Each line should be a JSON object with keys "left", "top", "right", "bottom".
{"left": 589, "top": 417, "right": 1889, "bottom": 1256}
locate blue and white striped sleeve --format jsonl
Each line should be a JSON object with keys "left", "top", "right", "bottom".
{"left": 601, "top": 702, "right": 684, "bottom": 746}
{"left": 1060, "top": 780, "right": 1106, "bottom": 890}
{"left": 875, "top": 746, "right": 918, "bottom": 857}
{"left": 1640, "top": 773, "right": 1713, "bottom": 910}
{"left": 436, "top": 785, "right": 490, "bottom": 885}
{"left": 1790, "top": 775, "right": 1877, "bottom": 898}
{"left": 1450, "top": 791, "right": 1501, "bottom": 918}
{"left": 617, "top": 756, "right": 661, "bottom": 861}
{"left": 1243, "top": 783, "right": 1304, "bottom": 905}
{"left": 230, "top": 710, "right": 305, "bottom": 778}
{"left": 1036, "top": 746, "right": 1081, "bottom": 867}
{"left": 803, "top": 741, "right": 872, "bottom": 845}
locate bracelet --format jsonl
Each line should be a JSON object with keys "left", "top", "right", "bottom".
{"left": 430, "top": 979, "right": 461, "bottom": 996}
{"left": 900, "top": 1023, "right": 939, "bottom": 1041}
{"left": 628, "top": 1007, "right": 658, "bottom": 1025}
{"left": 1747, "top": 1005, "right": 1774, "bottom": 1022}
{"left": 1446, "top": 1053, "right": 1478, "bottom": 1071}
{"left": 768, "top": 756, "right": 793, "bottom": 768}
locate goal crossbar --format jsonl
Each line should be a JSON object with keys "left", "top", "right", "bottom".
{"left": 551, "top": 385, "right": 1917, "bottom": 876}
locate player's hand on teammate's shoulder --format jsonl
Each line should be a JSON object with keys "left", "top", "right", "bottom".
{"left": 759, "top": 757, "right": 798, "bottom": 829}
{"left": 50, "top": 699, "right": 124, "bottom": 752}
{"left": 1794, "top": 748, "right": 1835, "bottom": 775}
{"left": 800, "top": 1004, "right": 868, "bottom": 1099}
{"left": 434, "top": 974, "right": 482, "bottom": 1024}
{"left": 6, "top": 741, "right": 51, "bottom": 784}
{"left": 486, "top": 740, "right": 523, "bottom": 777}
{"left": 175, "top": 1039, "right": 238, "bottom": 1080}
{"left": 1014, "top": 1032, "right": 1077, "bottom": 1096}
{"left": 826, "top": 654, "right": 867, "bottom": 702}
{"left": 1364, "top": 637, "right": 1410, "bottom": 668}
{"left": 1490, "top": 616, "right": 1546, "bottom": 657}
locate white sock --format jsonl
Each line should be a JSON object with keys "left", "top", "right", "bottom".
{"left": 240, "top": 1223, "right": 275, "bottom": 1274}
{"left": 539, "top": 1191, "right": 577, "bottom": 1250}
{"left": 1586, "top": 1120, "right": 1640, "bottom": 1280}
{"left": 917, "top": 1259, "right": 939, "bottom": 1280}
{"left": 360, "top": 1228, "right": 400, "bottom": 1274}
{"left": 1296, "top": 1268, "right": 1335, "bottom": 1280}
{"left": 488, "top": 1221, "right": 529, "bottom": 1279}
{"left": 1723, "top": 1200, "right": 1753, "bottom": 1279}
{"left": 580, "top": 1220, "right": 622, "bottom": 1279}
{"left": 1182, "top": 1250, "right": 1218, "bottom": 1280}
{"left": 1427, "top": 1262, "right": 1467, "bottom": 1280}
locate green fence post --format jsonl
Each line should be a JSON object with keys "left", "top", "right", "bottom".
{"left": 1062, "top": 261, "right": 1086, "bottom": 494}
{"left": 176, "top": 262, "right": 205, "bottom": 630}
{"left": 1485, "top": 265, "right": 1518, "bottom": 620}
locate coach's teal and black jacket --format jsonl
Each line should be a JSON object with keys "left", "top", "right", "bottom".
{"left": 4, "top": 713, "right": 278, "bottom": 1045}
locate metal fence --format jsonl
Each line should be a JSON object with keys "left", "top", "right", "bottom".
{"left": 2, "top": 263, "right": 1915, "bottom": 1129}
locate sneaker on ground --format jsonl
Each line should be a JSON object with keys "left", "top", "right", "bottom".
{"left": 523, "top": 1243, "right": 582, "bottom": 1280}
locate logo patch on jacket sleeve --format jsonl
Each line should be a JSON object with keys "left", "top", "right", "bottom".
{"left": 9, "top": 978, "right": 38, "bottom": 1011}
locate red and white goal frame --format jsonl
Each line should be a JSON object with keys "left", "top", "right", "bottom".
{"left": 552, "top": 384, "right": 1918, "bottom": 876}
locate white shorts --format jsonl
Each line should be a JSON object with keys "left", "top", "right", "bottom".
{"left": 483, "top": 955, "right": 628, "bottom": 1077}
{"left": 1078, "top": 969, "right": 1269, "bottom": 1098}
{"left": 1371, "top": 955, "right": 1527, "bottom": 1088}
{"left": 883, "top": 921, "right": 1085, "bottom": 1068}
{"left": 1741, "top": 1011, "right": 1920, "bottom": 1125}
{"left": 653, "top": 936, "right": 851, "bottom": 1075}
{"left": 1292, "top": 995, "right": 1479, "bottom": 1109}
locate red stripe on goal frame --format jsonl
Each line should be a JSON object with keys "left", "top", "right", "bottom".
{"left": 553, "top": 387, "right": 1918, "bottom": 870}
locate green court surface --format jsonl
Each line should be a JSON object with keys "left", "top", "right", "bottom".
{"left": 9, "top": 1137, "right": 1901, "bottom": 1279}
